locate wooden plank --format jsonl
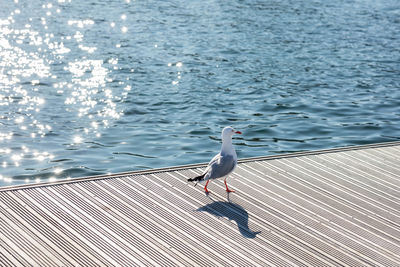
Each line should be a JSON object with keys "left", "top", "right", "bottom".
{"left": 0, "top": 142, "right": 399, "bottom": 266}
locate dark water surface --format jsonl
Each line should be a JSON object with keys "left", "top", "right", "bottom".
{"left": 1, "top": 0, "right": 399, "bottom": 186}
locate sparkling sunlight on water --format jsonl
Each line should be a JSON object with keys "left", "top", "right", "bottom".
{"left": 0, "top": 0, "right": 399, "bottom": 186}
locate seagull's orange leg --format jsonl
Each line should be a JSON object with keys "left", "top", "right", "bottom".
{"left": 224, "top": 178, "right": 235, "bottom": 193}
{"left": 204, "top": 180, "right": 210, "bottom": 193}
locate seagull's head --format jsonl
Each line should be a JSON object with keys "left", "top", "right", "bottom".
{"left": 221, "top": 126, "right": 242, "bottom": 141}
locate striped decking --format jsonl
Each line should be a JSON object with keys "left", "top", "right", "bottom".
{"left": 1, "top": 142, "right": 400, "bottom": 266}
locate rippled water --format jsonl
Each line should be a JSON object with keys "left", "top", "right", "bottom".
{"left": 1, "top": 0, "right": 399, "bottom": 186}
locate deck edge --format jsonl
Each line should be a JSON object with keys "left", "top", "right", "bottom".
{"left": 1, "top": 140, "right": 399, "bottom": 192}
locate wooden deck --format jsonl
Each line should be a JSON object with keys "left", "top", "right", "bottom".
{"left": 1, "top": 141, "right": 400, "bottom": 266}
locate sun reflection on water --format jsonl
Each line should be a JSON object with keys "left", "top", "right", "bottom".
{"left": 1, "top": 0, "right": 129, "bottom": 184}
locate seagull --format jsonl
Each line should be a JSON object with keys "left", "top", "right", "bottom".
{"left": 188, "top": 126, "right": 241, "bottom": 193}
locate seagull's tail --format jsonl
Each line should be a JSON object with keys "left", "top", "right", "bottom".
{"left": 187, "top": 173, "right": 205, "bottom": 183}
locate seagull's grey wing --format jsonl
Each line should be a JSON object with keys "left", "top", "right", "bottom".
{"left": 206, "top": 154, "right": 236, "bottom": 180}
{"left": 202, "top": 153, "right": 220, "bottom": 175}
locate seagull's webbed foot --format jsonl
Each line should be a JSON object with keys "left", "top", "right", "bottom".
{"left": 224, "top": 178, "right": 235, "bottom": 193}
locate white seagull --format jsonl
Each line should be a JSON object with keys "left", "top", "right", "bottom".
{"left": 188, "top": 126, "right": 241, "bottom": 193}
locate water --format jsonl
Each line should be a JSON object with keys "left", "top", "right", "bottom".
{"left": 1, "top": 0, "right": 399, "bottom": 187}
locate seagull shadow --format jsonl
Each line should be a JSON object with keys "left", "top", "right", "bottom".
{"left": 197, "top": 200, "right": 261, "bottom": 238}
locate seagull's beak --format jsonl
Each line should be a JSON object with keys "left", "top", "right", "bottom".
{"left": 235, "top": 131, "right": 242, "bottom": 134}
